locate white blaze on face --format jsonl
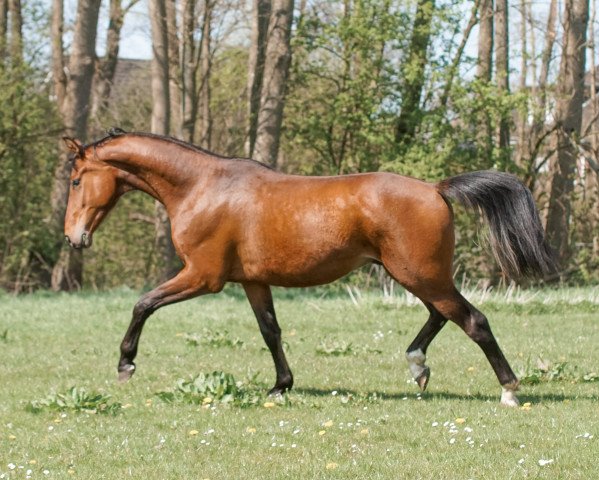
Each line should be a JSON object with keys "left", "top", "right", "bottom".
{"left": 406, "top": 348, "right": 427, "bottom": 380}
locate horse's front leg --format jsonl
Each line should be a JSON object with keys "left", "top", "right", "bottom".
{"left": 243, "top": 282, "right": 293, "bottom": 396}
{"left": 118, "top": 266, "right": 222, "bottom": 382}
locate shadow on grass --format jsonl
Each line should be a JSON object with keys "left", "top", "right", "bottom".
{"left": 293, "top": 387, "right": 599, "bottom": 404}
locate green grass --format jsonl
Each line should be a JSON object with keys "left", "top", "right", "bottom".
{"left": 1, "top": 286, "right": 598, "bottom": 479}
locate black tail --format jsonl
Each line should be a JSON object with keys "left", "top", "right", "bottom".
{"left": 437, "top": 170, "right": 555, "bottom": 279}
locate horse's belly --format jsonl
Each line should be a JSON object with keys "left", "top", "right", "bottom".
{"left": 233, "top": 246, "right": 374, "bottom": 287}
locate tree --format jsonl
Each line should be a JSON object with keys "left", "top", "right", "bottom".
{"left": 394, "top": 0, "right": 435, "bottom": 146}
{"left": 197, "top": 0, "right": 213, "bottom": 148}
{"left": 50, "top": 0, "right": 102, "bottom": 291}
{"left": 245, "top": 0, "right": 271, "bottom": 157}
{"left": 0, "top": 0, "right": 7, "bottom": 62}
{"left": 546, "top": 0, "right": 589, "bottom": 267}
{"left": 91, "top": 0, "right": 140, "bottom": 129}
{"left": 8, "top": 0, "right": 22, "bottom": 62}
{"left": 253, "top": 0, "right": 294, "bottom": 167}
{"left": 494, "top": 0, "right": 510, "bottom": 155}
{"left": 149, "top": 0, "right": 178, "bottom": 283}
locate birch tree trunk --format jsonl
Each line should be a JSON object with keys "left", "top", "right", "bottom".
{"left": 50, "top": 0, "right": 102, "bottom": 291}
{"left": 546, "top": 0, "right": 589, "bottom": 267}
{"left": 149, "top": 0, "right": 178, "bottom": 283}
{"left": 253, "top": 0, "right": 293, "bottom": 167}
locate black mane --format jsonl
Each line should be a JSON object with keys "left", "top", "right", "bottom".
{"left": 87, "top": 128, "right": 273, "bottom": 170}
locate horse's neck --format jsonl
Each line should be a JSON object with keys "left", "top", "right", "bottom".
{"left": 100, "top": 137, "right": 211, "bottom": 204}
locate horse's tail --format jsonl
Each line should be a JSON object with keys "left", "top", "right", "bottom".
{"left": 436, "top": 170, "right": 555, "bottom": 279}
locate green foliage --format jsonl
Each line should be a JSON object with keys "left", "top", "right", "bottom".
{"left": 518, "top": 357, "right": 599, "bottom": 385}
{"left": 27, "top": 387, "right": 122, "bottom": 415}
{"left": 154, "top": 371, "right": 262, "bottom": 408}
{"left": 184, "top": 329, "right": 245, "bottom": 349}
{"left": 316, "top": 337, "right": 382, "bottom": 356}
{"left": 0, "top": 63, "right": 60, "bottom": 291}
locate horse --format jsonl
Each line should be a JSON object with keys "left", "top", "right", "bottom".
{"left": 62, "top": 129, "right": 554, "bottom": 407}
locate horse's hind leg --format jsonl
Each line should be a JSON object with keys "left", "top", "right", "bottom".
{"left": 243, "top": 282, "right": 293, "bottom": 396}
{"left": 406, "top": 303, "right": 446, "bottom": 391}
{"left": 428, "top": 290, "right": 520, "bottom": 406}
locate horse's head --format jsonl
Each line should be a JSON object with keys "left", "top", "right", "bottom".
{"left": 63, "top": 137, "right": 122, "bottom": 249}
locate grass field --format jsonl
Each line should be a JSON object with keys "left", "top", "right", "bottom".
{"left": 1, "top": 286, "right": 598, "bottom": 479}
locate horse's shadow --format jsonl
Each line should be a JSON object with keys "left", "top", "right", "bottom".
{"left": 292, "top": 387, "right": 597, "bottom": 404}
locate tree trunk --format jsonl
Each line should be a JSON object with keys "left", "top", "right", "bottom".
{"left": 8, "top": 0, "right": 22, "bottom": 62}
{"left": 476, "top": 0, "right": 493, "bottom": 160}
{"left": 149, "top": 0, "right": 178, "bottom": 283}
{"left": 0, "top": 0, "right": 7, "bottom": 63}
{"left": 50, "top": 0, "right": 102, "bottom": 291}
{"left": 495, "top": 0, "right": 510, "bottom": 153}
{"left": 181, "top": 0, "right": 197, "bottom": 143}
{"left": 546, "top": 0, "right": 589, "bottom": 267}
{"left": 253, "top": 0, "right": 293, "bottom": 167}
{"left": 476, "top": 0, "right": 493, "bottom": 81}
{"left": 394, "top": 0, "right": 436, "bottom": 146}
{"left": 198, "top": 0, "right": 213, "bottom": 148}
{"left": 165, "top": 0, "right": 181, "bottom": 138}
{"left": 51, "top": 0, "right": 66, "bottom": 109}
{"left": 245, "top": 0, "right": 271, "bottom": 157}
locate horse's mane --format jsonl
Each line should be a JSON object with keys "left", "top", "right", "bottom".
{"left": 87, "top": 128, "right": 273, "bottom": 170}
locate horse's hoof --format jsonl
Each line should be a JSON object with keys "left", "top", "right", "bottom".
{"left": 267, "top": 387, "right": 285, "bottom": 398}
{"left": 500, "top": 386, "right": 520, "bottom": 407}
{"left": 118, "top": 364, "right": 136, "bottom": 383}
{"left": 416, "top": 366, "right": 430, "bottom": 391}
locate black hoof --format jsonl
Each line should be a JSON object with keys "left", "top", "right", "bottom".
{"left": 416, "top": 366, "right": 430, "bottom": 391}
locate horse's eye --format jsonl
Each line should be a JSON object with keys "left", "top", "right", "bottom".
{"left": 72, "top": 179, "right": 81, "bottom": 188}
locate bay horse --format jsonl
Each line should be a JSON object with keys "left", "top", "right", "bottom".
{"left": 62, "top": 129, "right": 554, "bottom": 406}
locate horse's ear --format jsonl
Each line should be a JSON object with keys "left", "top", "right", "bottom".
{"left": 63, "top": 137, "right": 84, "bottom": 156}
{"left": 107, "top": 127, "right": 126, "bottom": 137}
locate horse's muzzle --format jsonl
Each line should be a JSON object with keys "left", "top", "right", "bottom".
{"left": 65, "top": 232, "right": 92, "bottom": 249}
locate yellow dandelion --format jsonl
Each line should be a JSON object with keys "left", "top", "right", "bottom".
{"left": 263, "top": 402, "right": 276, "bottom": 408}
{"left": 326, "top": 462, "right": 338, "bottom": 470}
{"left": 8, "top": 435, "right": 16, "bottom": 440}
{"left": 467, "top": 367, "right": 475, "bottom": 372}
{"left": 360, "top": 428, "right": 369, "bottom": 435}
{"left": 175, "top": 333, "right": 184, "bottom": 337}
{"left": 323, "top": 420, "right": 334, "bottom": 428}
{"left": 68, "top": 469, "right": 75, "bottom": 475}
{"left": 29, "top": 460, "right": 37, "bottom": 465}
{"left": 521, "top": 403, "right": 532, "bottom": 411}
{"left": 246, "top": 427, "right": 256, "bottom": 434}
{"left": 189, "top": 430, "right": 199, "bottom": 436}
{"left": 455, "top": 418, "right": 466, "bottom": 424}
{"left": 318, "top": 430, "right": 326, "bottom": 436}
{"left": 202, "top": 397, "right": 213, "bottom": 405}
{"left": 122, "top": 403, "right": 133, "bottom": 409}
